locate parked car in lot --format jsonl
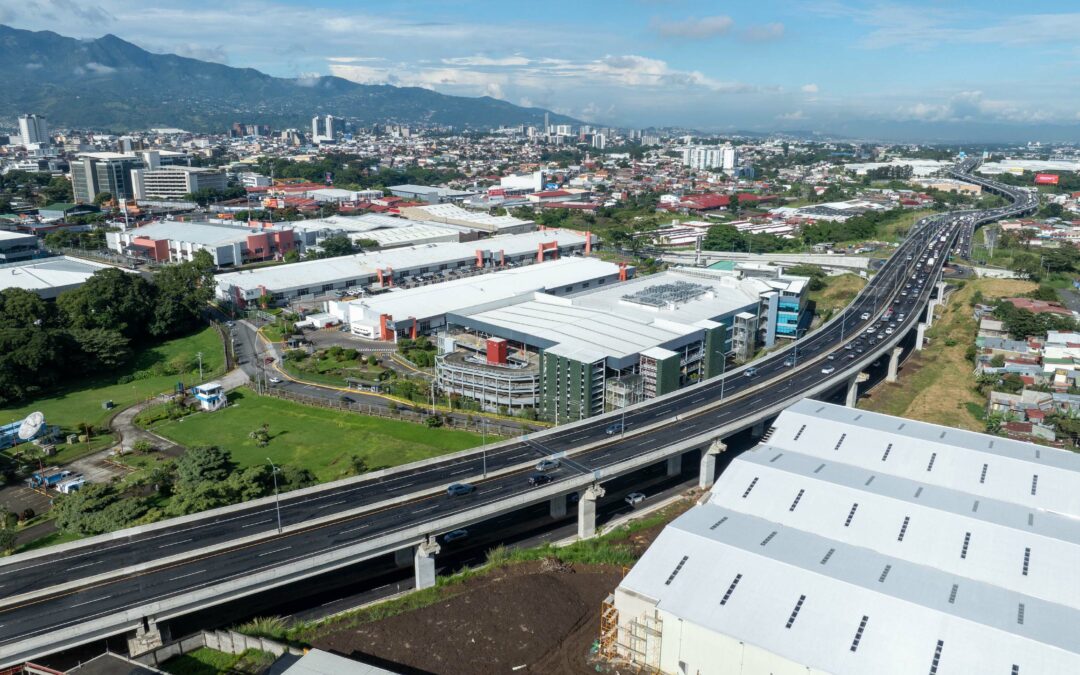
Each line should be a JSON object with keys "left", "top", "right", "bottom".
{"left": 625, "top": 492, "right": 646, "bottom": 506}
{"left": 528, "top": 473, "right": 552, "bottom": 486}
{"left": 443, "top": 529, "right": 469, "bottom": 543}
{"left": 535, "top": 458, "right": 561, "bottom": 472}
{"left": 446, "top": 483, "right": 474, "bottom": 497}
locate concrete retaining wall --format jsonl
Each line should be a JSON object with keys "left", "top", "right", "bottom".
{"left": 134, "top": 629, "right": 301, "bottom": 668}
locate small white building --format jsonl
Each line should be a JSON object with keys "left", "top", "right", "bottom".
{"left": 193, "top": 382, "right": 227, "bottom": 411}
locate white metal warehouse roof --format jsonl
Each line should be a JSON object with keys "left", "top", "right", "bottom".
{"left": 617, "top": 399, "right": 1080, "bottom": 674}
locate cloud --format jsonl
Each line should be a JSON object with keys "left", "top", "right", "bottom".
{"left": 443, "top": 55, "right": 531, "bottom": 67}
{"left": 896, "top": 90, "right": 1051, "bottom": 123}
{"left": 801, "top": 83, "right": 819, "bottom": 94}
{"left": 652, "top": 15, "right": 734, "bottom": 39}
{"left": 46, "top": 0, "right": 113, "bottom": 25}
{"left": 742, "top": 23, "right": 785, "bottom": 42}
{"left": 85, "top": 61, "right": 116, "bottom": 74}
{"left": 173, "top": 43, "right": 228, "bottom": 64}
{"left": 327, "top": 56, "right": 386, "bottom": 63}
{"left": 776, "top": 110, "right": 806, "bottom": 121}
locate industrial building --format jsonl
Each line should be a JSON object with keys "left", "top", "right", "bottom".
{"left": 387, "top": 184, "right": 475, "bottom": 203}
{"left": 293, "top": 214, "right": 465, "bottom": 249}
{"left": 0, "top": 256, "right": 119, "bottom": 298}
{"left": 131, "top": 166, "right": 227, "bottom": 200}
{"left": 214, "top": 229, "right": 594, "bottom": 306}
{"left": 107, "top": 221, "right": 297, "bottom": 266}
{"left": 608, "top": 399, "right": 1080, "bottom": 674}
{"left": 398, "top": 203, "right": 535, "bottom": 235}
{"left": 0, "top": 230, "right": 43, "bottom": 263}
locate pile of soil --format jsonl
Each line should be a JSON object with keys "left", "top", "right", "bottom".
{"left": 312, "top": 561, "right": 622, "bottom": 675}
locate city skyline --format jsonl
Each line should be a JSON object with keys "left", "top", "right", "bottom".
{"left": 2, "top": 0, "right": 1079, "bottom": 140}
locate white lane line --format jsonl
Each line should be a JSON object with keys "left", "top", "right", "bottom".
{"left": 258, "top": 546, "right": 292, "bottom": 557}
{"left": 318, "top": 500, "right": 345, "bottom": 509}
{"left": 242, "top": 519, "right": 273, "bottom": 528}
{"left": 414, "top": 504, "right": 439, "bottom": 513}
{"left": 478, "top": 487, "right": 503, "bottom": 496}
{"left": 449, "top": 468, "right": 471, "bottom": 475}
{"left": 66, "top": 561, "right": 102, "bottom": 572}
{"left": 340, "top": 523, "right": 370, "bottom": 534}
{"left": 394, "top": 482, "right": 415, "bottom": 489}
{"left": 158, "top": 538, "right": 193, "bottom": 549}
{"left": 569, "top": 435, "right": 589, "bottom": 442}
{"left": 71, "top": 595, "right": 111, "bottom": 608}
{"left": 169, "top": 569, "right": 206, "bottom": 582}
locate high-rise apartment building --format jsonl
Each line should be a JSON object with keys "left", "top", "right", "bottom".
{"left": 18, "top": 114, "right": 48, "bottom": 147}
{"left": 721, "top": 143, "right": 739, "bottom": 172}
{"left": 311, "top": 115, "right": 337, "bottom": 143}
{"left": 71, "top": 153, "right": 145, "bottom": 203}
{"left": 681, "top": 146, "right": 722, "bottom": 171}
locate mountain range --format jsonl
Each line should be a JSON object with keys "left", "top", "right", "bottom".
{"left": 0, "top": 25, "right": 577, "bottom": 133}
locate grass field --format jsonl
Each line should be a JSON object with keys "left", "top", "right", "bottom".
{"left": 143, "top": 389, "right": 484, "bottom": 481}
{"left": 809, "top": 273, "right": 868, "bottom": 316}
{"left": 161, "top": 647, "right": 275, "bottom": 675}
{"left": 859, "top": 278, "right": 1036, "bottom": 429}
{"left": 0, "top": 327, "right": 225, "bottom": 459}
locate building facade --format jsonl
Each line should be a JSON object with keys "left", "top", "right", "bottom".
{"left": 131, "top": 166, "right": 228, "bottom": 200}
{"left": 18, "top": 114, "right": 48, "bottom": 147}
{"left": 72, "top": 153, "right": 145, "bottom": 203}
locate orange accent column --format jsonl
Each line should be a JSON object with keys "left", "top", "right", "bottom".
{"left": 619, "top": 262, "right": 627, "bottom": 281}
{"left": 585, "top": 231, "right": 592, "bottom": 255}
{"left": 410, "top": 319, "right": 417, "bottom": 339}
{"left": 386, "top": 267, "right": 394, "bottom": 287}
{"left": 476, "top": 250, "right": 484, "bottom": 268}
{"left": 379, "top": 314, "right": 393, "bottom": 341}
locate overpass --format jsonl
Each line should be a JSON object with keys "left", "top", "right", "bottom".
{"left": 658, "top": 250, "right": 873, "bottom": 271}
{"left": 0, "top": 163, "right": 1036, "bottom": 665}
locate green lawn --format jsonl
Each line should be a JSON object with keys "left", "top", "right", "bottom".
{"left": 0, "top": 327, "right": 224, "bottom": 432}
{"left": 143, "top": 389, "right": 484, "bottom": 481}
{"left": 160, "top": 647, "right": 275, "bottom": 675}
{"left": 0, "top": 327, "right": 225, "bottom": 459}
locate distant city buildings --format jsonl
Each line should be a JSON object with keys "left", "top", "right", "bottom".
{"left": 18, "top": 114, "right": 49, "bottom": 147}
{"left": 131, "top": 165, "right": 227, "bottom": 200}
{"left": 311, "top": 114, "right": 337, "bottom": 144}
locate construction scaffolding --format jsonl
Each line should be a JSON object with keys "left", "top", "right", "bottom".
{"left": 599, "top": 595, "right": 620, "bottom": 660}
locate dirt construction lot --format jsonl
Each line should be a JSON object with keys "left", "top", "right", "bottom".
{"left": 315, "top": 561, "right": 622, "bottom": 674}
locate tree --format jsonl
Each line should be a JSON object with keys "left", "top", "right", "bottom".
{"left": 57, "top": 268, "right": 156, "bottom": 339}
{"left": 174, "top": 445, "right": 234, "bottom": 490}
{"left": 70, "top": 328, "right": 131, "bottom": 368}
{"left": 40, "top": 176, "right": 74, "bottom": 205}
{"left": 702, "top": 224, "right": 744, "bottom": 252}
{"left": 249, "top": 423, "right": 271, "bottom": 447}
{"left": 1040, "top": 202, "right": 1065, "bottom": 219}
{"left": 93, "top": 191, "right": 113, "bottom": 206}
{"left": 53, "top": 483, "right": 148, "bottom": 535}
{"left": 150, "top": 256, "right": 215, "bottom": 337}
{"left": 313, "top": 235, "right": 355, "bottom": 259}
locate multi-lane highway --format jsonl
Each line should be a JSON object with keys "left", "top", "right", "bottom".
{"left": 0, "top": 161, "right": 1036, "bottom": 662}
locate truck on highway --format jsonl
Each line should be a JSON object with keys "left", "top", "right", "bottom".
{"left": 926, "top": 257, "right": 936, "bottom": 269}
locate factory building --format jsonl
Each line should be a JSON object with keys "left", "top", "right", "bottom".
{"left": 0, "top": 256, "right": 122, "bottom": 299}
{"left": 107, "top": 221, "right": 296, "bottom": 266}
{"left": 214, "top": 229, "right": 595, "bottom": 306}
{"left": 607, "top": 400, "right": 1080, "bottom": 674}
{"left": 0, "top": 230, "right": 43, "bottom": 263}
{"left": 398, "top": 203, "right": 535, "bottom": 235}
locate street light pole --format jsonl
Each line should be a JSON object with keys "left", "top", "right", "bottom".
{"left": 267, "top": 458, "right": 282, "bottom": 534}
{"left": 481, "top": 417, "right": 487, "bottom": 477}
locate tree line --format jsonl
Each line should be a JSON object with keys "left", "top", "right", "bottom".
{"left": 0, "top": 251, "right": 215, "bottom": 406}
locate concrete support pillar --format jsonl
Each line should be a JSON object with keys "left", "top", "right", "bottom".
{"left": 887, "top": 347, "right": 903, "bottom": 383}
{"left": 916, "top": 322, "right": 927, "bottom": 352}
{"left": 577, "top": 485, "right": 606, "bottom": 540}
{"left": 394, "top": 546, "right": 414, "bottom": 568}
{"left": 128, "top": 617, "right": 168, "bottom": 657}
{"left": 936, "top": 281, "right": 948, "bottom": 301}
{"left": 414, "top": 539, "right": 441, "bottom": 590}
{"left": 751, "top": 420, "right": 765, "bottom": 438}
{"left": 550, "top": 494, "right": 567, "bottom": 518}
{"left": 925, "top": 299, "right": 936, "bottom": 328}
{"left": 666, "top": 453, "right": 682, "bottom": 477}
{"left": 845, "top": 375, "right": 860, "bottom": 408}
{"left": 699, "top": 439, "right": 727, "bottom": 490}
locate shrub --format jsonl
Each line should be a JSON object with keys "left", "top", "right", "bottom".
{"left": 236, "top": 616, "right": 288, "bottom": 640}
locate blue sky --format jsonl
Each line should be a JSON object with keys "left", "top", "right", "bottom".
{"left": 3, "top": 0, "right": 1079, "bottom": 137}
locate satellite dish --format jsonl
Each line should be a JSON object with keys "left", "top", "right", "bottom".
{"left": 17, "top": 412, "right": 44, "bottom": 441}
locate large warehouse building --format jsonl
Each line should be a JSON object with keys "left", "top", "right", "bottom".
{"left": 608, "top": 400, "right": 1080, "bottom": 674}
{"left": 214, "top": 229, "right": 595, "bottom": 306}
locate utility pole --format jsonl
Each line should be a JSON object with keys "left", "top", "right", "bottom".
{"left": 482, "top": 417, "right": 487, "bottom": 477}
{"left": 267, "top": 458, "right": 282, "bottom": 534}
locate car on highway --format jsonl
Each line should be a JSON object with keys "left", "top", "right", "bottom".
{"left": 446, "top": 483, "right": 475, "bottom": 497}
{"left": 783, "top": 356, "right": 795, "bottom": 367}
{"left": 743, "top": 367, "right": 758, "bottom": 377}
{"left": 625, "top": 492, "right": 646, "bottom": 506}
{"left": 443, "top": 529, "right": 469, "bottom": 543}
{"left": 605, "top": 422, "right": 623, "bottom": 435}
{"left": 821, "top": 365, "right": 836, "bottom": 374}
{"left": 268, "top": 376, "right": 282, "bottom": 384}
{"left": 885, "top": 327, "right": 894, "bottom": 335}
{"left": 535, "top": 458, "right": 561, "bottom": 472}
{"left": 860, "top": 312, "right": 870, "bottom": 320}
{"left": 528, "top": 473, "right": 553, "bottom": 487}
{"left": 844, "top": 343, "right": 853, "bottom": 351}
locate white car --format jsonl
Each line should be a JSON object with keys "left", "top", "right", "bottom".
{"left": 268, "top": 376, "right": 282, "bottom": 384}
{"left": 625, "top": 492, "right": 646, "bottom": 506}
{"left": 860, "top": 312, "right": 870, "bottom": 320}
{"left": 821, "top": 365, "right": 837, "bottom": 374}
{"left": 885, "top": 327, "right": 894, "bottom": 335}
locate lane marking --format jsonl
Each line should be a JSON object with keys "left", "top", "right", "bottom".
{"left": 413, "top": 504, "right": 439, "bottom": 513}
{"left": 318, "top": 500, "right": 345, "bottom": 509}
{"left": 158, "top": 539, "right": 193, "bottom": 549}
{"left": 241, "top": 519, "right": 273, "bottom": 529}
{"left": 258, "top": 547, "right": 292, "bottom": 558}
{"left": 66, "top": 561, "right": 102, "bottom": 572}
{"left": 71, "top": 595, "right": 111, "bottom": 608}
{"left": 168, "top": 569, "right": 206, "bottom": 582}
{"left": 449, "top": 468, "right": 471, "bottom": 476}
{"left": 340, "top": 524, "right": 370, "bottom": 535}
